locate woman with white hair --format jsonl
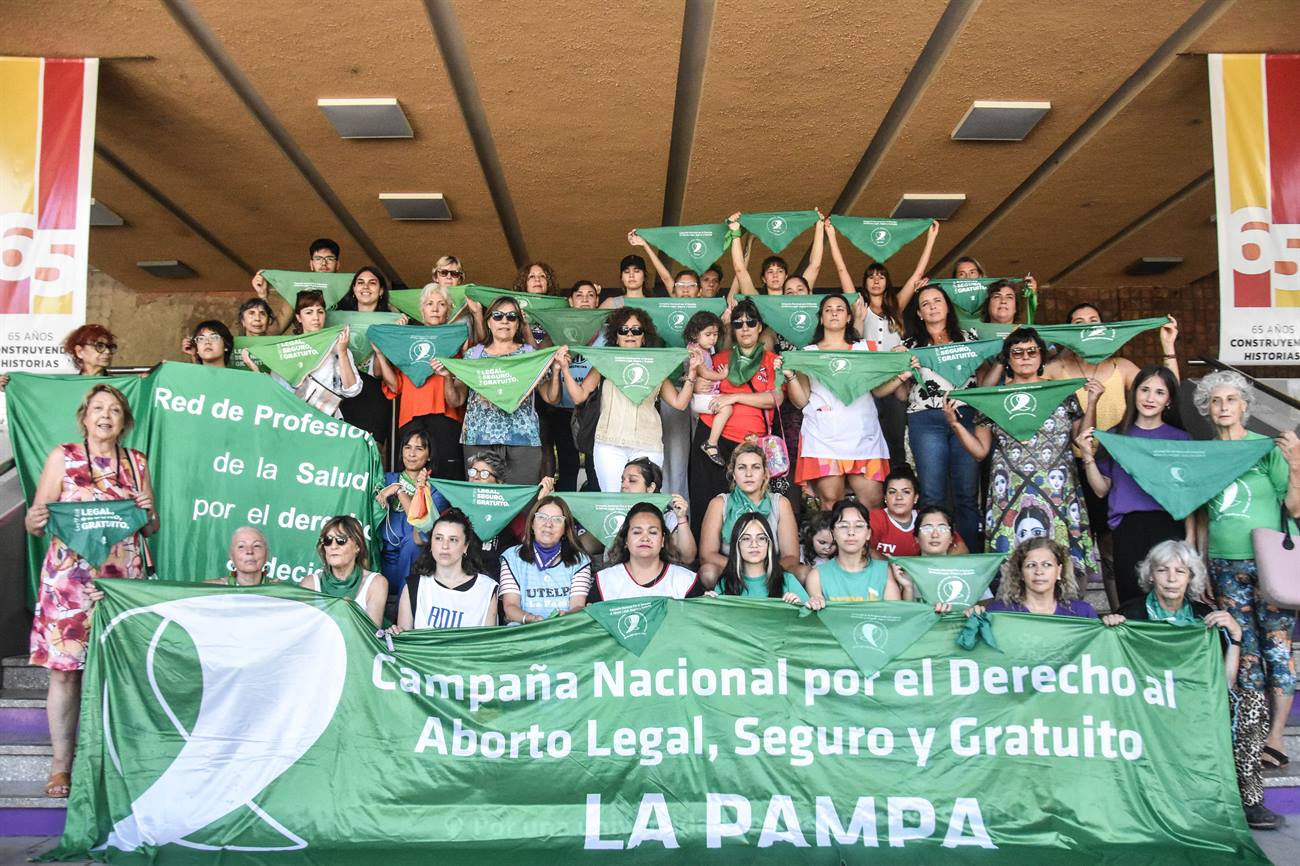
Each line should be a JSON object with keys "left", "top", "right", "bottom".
{"left": 1100, "top": 541, "right": 1270, "bottom": 827}
{"left": 373, "top": 282, "right": 469, "bottom": 480}
{"left": 1194, "top": 369, "right": 1300, "bottom": 778}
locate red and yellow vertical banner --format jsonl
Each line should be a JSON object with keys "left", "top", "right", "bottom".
{"left": 0, "top": 57, "right": 98, "bottom": 370}
{"left": 1209, "top": 53, "right": 1300, "bottom": 364}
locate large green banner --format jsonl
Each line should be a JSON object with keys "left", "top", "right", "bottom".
{"left": 6, "top": 365, "right": 384, "bottom": 596}
{"left": 51, "top": 581, "right": 1264, "bottom": 864}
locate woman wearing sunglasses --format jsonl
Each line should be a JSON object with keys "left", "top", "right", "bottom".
{"left": 946, "top": 327, "right": 1103, "bottom": 587}
{"left": 557, "top": 308, "right": 699, "bottom": 492}
{"left": 499, "top": 496, "right": 591, "bottom": 625}
{"left": 303, "top": 516, "right": 387, "bottom": 627}
{"left": 687, "top": 298, "right": 783, "bottom": 538}
{"left": 451, "top": 297, "right": 563, "bottom": 485}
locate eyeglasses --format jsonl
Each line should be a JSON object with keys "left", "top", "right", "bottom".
{"left": 436, "top": 268, "right": 463, "bottom": 278}
{"left": 490, "top": 310, "right": 520, "bottom": 322}
{"left": 834, "top": 521, "right": 868, "bottom": 532}
{"left": 673, "top": 282, "right": 699, "bottom": 290}
{"left": 731, "top": 318, "right": 759, "bottom": 329}
{"left": 311, "top": 255, "right": 338, "bottom": 264}
{"left": 194, "top": 334, "right": 223, "bottom": 345}
{"left": 85, "top": 340, "right": 118, "bottom": 353}
{"left": 1009, "top": 347, "right": 1041, "bottom": 359}
{"left": 533, "top": 513, "right": 566, "bottom": 526}
{"left": 467, "top": 467, "right": 497, "bottom": 480}
{"left": 321, "top": 534, "right": 351, "bottom": 547}
{"left": 617, "top": 326, "right": 644, "bottom": 337}
{"left": 739, "top": 533, "right": 770, "bottom": 545}
{"left": 918, "top": 524, "right": 952, "bottom": 535}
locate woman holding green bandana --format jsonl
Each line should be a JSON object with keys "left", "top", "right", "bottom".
{"left": 25, "top": 383, "right": 158, "bottom": 799}
{"left": 1100, "top": 541, "right": 1275, "bottom": 829}
{"left": 303, "top": 516, "right": 387, "bottom": 628}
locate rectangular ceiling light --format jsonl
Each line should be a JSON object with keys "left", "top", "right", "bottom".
{"left": 891, "top": 193, "right": 966, "bottom": 220}
{"left": 318, "top": 97, "right": 413, "bottom": 139}
{"left": 379, "top": 193, "right": 452, "bottom": 221}
{"left": 89, "top": 198, "right": 124, "bottom": 226}
{"left": 1124, "top": 256, "right": 1184, "bottom": 276}
{"left": 136, "top": 260, "right": 196, "bottom": 278}
{"left": 952, "top": 100, "right": 1051, "bottom": 141}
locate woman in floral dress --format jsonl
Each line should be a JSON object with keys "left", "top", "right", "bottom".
{"left": 24, "top": 384, "right": 157, "bottom": 797}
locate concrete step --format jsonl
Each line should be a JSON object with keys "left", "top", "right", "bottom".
{"left": 0, "top": 781, "right": 67, "bottom": 838}
{"left": 2, "top": 657, "right": 47, "bottom": 692}
{"left": 0, "top": 690, "right": 49, "bottom": 744}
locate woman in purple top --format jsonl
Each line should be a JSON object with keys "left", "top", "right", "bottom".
{"left": 983, "top": 538, "right": 1097, "bottom": 618}
{"left": 1075, "top": 366, "right": 1191, "bottom": 607}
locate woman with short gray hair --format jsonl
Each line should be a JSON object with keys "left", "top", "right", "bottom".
{"left": 1195, "top": 369, "right": 1300, "bottom": 789}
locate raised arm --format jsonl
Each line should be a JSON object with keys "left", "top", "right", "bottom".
{"left": 825, "top": 218, "right": 857, "bottom": 295}
{"left": 944, "top": 398, "right": 992, "bottom": 460}
{"left": 800, "top": 210, "right": 826, "bottom": 286}
{"left": 1074, "top": 427, "right": 1113, "bottom": 498}
{"left": 727, "top": 212, "right": 757, "bottom": 297}
{"left": 896, "top": 220, "right": 939, "bottom": 310}
{"left": 628, "top": 231, "right": 674, "bottom": 289}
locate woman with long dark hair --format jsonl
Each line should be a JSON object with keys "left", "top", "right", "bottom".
{"left": 499, "top": 496, "right": 591, "bottom": 624}
{"left": 1075, "top": 365, "right": 1191, "bottom": 605}
{"left": 716, "top": 512, "right": 807, "bottom": 602}
{"left": 592, "top": 503, "right": 701, "bottom": 600}
{"left": 392, "top": 508, "right": 496, "bottom": 631}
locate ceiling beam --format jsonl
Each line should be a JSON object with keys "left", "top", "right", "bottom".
{"left": 660, "top": 0, "right": 716, "bottom": 231}
{"left": 932, "top": 0, "right": 1235, "bottom": 275}
{"left": 159, "top": 0, "right": 406, "bottom": 285}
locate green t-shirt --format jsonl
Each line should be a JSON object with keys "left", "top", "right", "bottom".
{"left": 720, "top": 571, "right": 808, "bottom": 601}
{"left": 1207, "top": 432, "right": 1297, "bottom": 560}
{"left": 816, "top": 558, "right": 891, "bottom": 603}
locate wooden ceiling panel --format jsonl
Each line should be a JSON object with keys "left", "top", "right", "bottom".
{"left": 454, "top": 0, "right": 685, "bottom": 286}
{"left": 682, "top": 0, "right": 946, "bottom": 275}
{"left": 2, "top": 0, "right": 353, "bottom": 291}
{"left": 977, "top": 57, "right": 1212, "bottom": 285}
{"left": 88, "top": 154, "right": 250, "bottom": 294}
{"left": 1066, "top": 181, "right": 1216, "bottom": 287}
{"left": 839, "top": 0, "right": 1205, "bottom": 283}
{"left": 190, "top": 0, "right": 511, "bottom": 287}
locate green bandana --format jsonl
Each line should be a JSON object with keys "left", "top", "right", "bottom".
{"left": 748, "top": 294, "right": 861, "bottom": 347}
{"left": 1092, "top": 431, "right": 1276, "bottom": 520}
{"left": 387, "top": 286, "right": 468, "bottom": 322}
{"left": 575, "top": 346, "right": 687, "bottom": 405}
{"left": 926, "top": 278, "right": 1007, "bottom": 315}
{"left": 950, "top": 377, "right": 1087, "bottom": 442}
{"left": 557, "top": 493, "right": 672, "bottom": 546}
{"left": 319, "top": 565, "right": 365, "bottom": 602}
{"left": 45, "top": 500, "right": 147, "bottom": 567}
{"left": 956, "top": 609, "right": 1001, "bottom": 651}
{"left": 725, "top": 344, "right": 766, "bottom": 387}
{"left": 1032, "top": 317, "right": 1168, "bottom": 363}
{"left": 634, "top": 223, "right": 730, "bottom": 269}
{"left": 908, "top": 338, "right": 1004, "bottom": 387}
{"left": 464, "top": 285, "right": 569, "bottom": 313}
{"left": 527, "top": 307, "right": 611, "bottom": 346}
{"left": 324, "top": 310, "right": 403, "bottom": 366}
{"left": 368, "top": 322, "right": 470, "bottom": 387}
{"left": 261, "top": 270, "right": 356, "bottom": 309}
{"left": 721, "top": 487, "right": 772, "bottom": 543}
{"left": 890, "top": 553, "right": 1006, "bottom": 609}
{"left": 957, "top": 312, "right": 1017, "bottom": 343}
{"left": 737, "top": 210, "right": 820, "bottom": 253}
{"left": 585, "top": 597, "right": 669, "bottom": 656}
{"left": 440, "top": 347, "right": 559, "bottom": 413}
{"left": 235, "top": 326, "right": 346, "bottom": 387}
{"left": 778, "top": 349, "right": 911, "bottom": 405}
{"left": 816, "top": 601, "right": 941, "bottom": 679}
{"left": 429, "top": 479, "right": 539, "bottom": 539}
{"left": 623, "top": 297, "right": 727, "bottom": 347}
{"left": 827, "top": 216, "right": 930, "bottom": 262}
{"left": 1145, "top": 592, "right": 1199, "bottom": 626}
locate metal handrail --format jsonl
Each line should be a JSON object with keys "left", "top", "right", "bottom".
{"left": 1195, "top": 356, "right": 1300, "bottom": 413}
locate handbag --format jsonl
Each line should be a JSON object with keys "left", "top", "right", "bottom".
{"left": 406, "top": 481, "right": 437, "bottom": 534}
{"left": 1254, "top": 504, "right": 1300, "bottom": 608}
{"left": 123, "top": 448, "right": 157, "bottom": 577}
{"left": 746, "top": 380, "right": 790, "bottom": 480}
{"left": 570, "top": 380, "right": 602, "bottom": 454}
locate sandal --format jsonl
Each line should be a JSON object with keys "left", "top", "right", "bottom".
{"left": 1261, "top": 745, "right": 1290, "bottom": 769}
{"left": 45, "top": 771, "right": 70, "bottom": 798}
{"left": 700, "top": 442, "right": 725, "bottom": 467}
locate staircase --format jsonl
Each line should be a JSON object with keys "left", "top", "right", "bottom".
{"left": 0, "top": 657, "right": 63, "bottom": 837}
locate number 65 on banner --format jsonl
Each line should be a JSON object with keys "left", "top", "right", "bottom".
{"left": 1230, "top": 206, "right": 1300, "bottom": 294}
{"left": 0, "top": 211, "right": 79, "bottom": 313}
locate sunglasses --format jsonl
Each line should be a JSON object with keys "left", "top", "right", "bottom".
{"left": 467, "top": 467, "right": 497, "bottom": 480}
{"left": 490, "top": 310, "right": 520, "bottom": 322}
{"left": 617, "top": 326, "right": 644, "bottom": 337}
{"left": 436, "top": 268, "right": 463, "bottom": 278}
{"left": 1009, "top": 347, "right": 1041, "bottom": 359}
{"left": 731, "top": 318, "right": 759, "bottom": 329}
{"left": 321, "top": 534, "right": 351, "bottom": 547}
{"left": 85, "top": 340, "right": 118, "bottom": 353}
